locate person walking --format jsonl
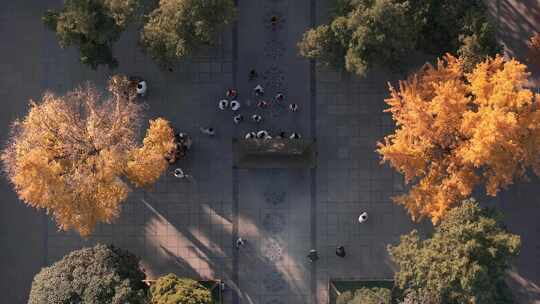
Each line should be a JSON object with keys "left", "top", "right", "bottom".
{"left": 254, "top": 84, "right": 264, "bottom": 96}
{"left": 275, "top": 92, "right": 285, "bottom": 103}
{"left": 200, "top": 127, "right": 216, "bottom": 136}
{"left": 358, "top": 211, "right": 368, "bottom": 223}
{"left": 235, "top": 237, "right": 246, "bottom": 249}
{"left": 136, "top": 80, "right": 147, "bottom": 97}
{"left": 289, "top": 103, "right": 298, "bottom": 112}
{"left": 289, "top": 132, "right": 301, "bottom": 139}
{"left": 257, "top": 130, "right": 270, "bottom": 139}
{"left": 230, "top": 100, "right": 241, "bottom": 111}
{"left": 226, "top": 88, "right": 238, "bottom": 99}
{"left": 257, "top": 100, "right": 269, "bottom": 109}
{"left": 249, "top": 69, "right": 258, "bottom": 81}
{"left": 336, "top": 246, "right": 346, "bottom": 258}
{"left": 245, "top": 132, "right": 257, "bottom": 139}
{"left": 173, "top": 168, "right": 189, "bottom": 179}
{"left": 270, "top": 15, "right": 279, "bottom": 27}
{"left": 307, "top": 249, "right": 319, "bottom": 262}
{"left": 233, "top": 114, "right": 243, "bottom": 124}
{"left": 218, "top": 99, "right": 229, "bottom": 110}
{"left": 251, "top": 114, "right": 263, "bottom": 123}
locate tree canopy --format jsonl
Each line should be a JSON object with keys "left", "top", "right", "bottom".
{"left": 126, "top": 118, "right": 177, "bottom": 187}
{"left": 43, "top": 0, "right": 140, "bottom": 69}
{"left": 388, "top": 199, "right": 521, "bottom": 304}
{"left": 377, "top": 54, "right": 540, "bottom": 222}
{"left": 1, "top": 76, "right": 175, "bottom": 236}
{"left": 337, "top": 287, "right": 392, "bottom": 304}
{"left": 298, "top": 0, "right": 500, "bottom": 76}
{"left": 28, "top": 244, "right": 148, "bottom": 304}
{"left": 149, "top": 273, "right": 212, "bottom": 304}
{"left": 141, "top": 0, "right": 236, "bottom": 67}
{"left": 527, "top": 33, "right": 540, "bottom": 70}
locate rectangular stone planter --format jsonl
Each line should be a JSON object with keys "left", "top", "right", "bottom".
{"left": 233, "top": 138, "right": 317, "bottom": 168}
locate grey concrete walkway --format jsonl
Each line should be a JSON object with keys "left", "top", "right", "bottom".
{"left": 0, "top": 1, "right": 539, "bottom": 304}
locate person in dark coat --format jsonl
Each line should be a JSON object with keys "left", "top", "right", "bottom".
{"left": 336, "top": 246, "right": 346, "bottom": 258}
{"left": 307, "top": 249, "right": 319, "bottom": 262}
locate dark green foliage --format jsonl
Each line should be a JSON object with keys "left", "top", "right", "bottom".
{"left": 298, "top": 24, "right": 347, "bottom": 69}
{"left": 43, "top": 0, "right": 139, "bottom": 69}
{"left": 457, "top": 11, "right": 501, "bottom": 72}
{"left": 298, "top": 0, "right": 501, "bottom": 76}
{"left": 149, "top": 273, "right": 212, "bottom": 304}
{"left": 388, "top": 199, "right": 521, "bottom": 304}
{"left": 140, "top": 0, "right": 236, "bottom": 68}
{"left": 28, "top": 244, "right": 148, "bottom": 304}
{"left": 343, "top": 0, "right": 421, "bottom": 76}
{"left": 337, "top": 287, "right": 392, "bottom": 304}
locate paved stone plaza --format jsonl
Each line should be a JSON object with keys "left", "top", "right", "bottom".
{"left": 0, "top": 0, "right": 539, "bottom": 303}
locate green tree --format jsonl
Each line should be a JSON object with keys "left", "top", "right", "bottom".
{"left": 141, "top": 0, "right": 236, "bottom": 68}
{"left": 298, "top": 24, "right": 346, "bottom": 70}
{"left": 149, "top": 273, "right": 212, "bottom": 304}
{"left": 337, "top": 287, "right": 392, "bottom": 304}
{"left": 388, "top": 199, "right": 521, "bottom": 304}
{"left": 299, "top": 0, "right": 421, "bottom": 76}
{"left": 457, "top": 11, "right": 501, "bottom": 71}
{"left": 298, "top": 0, "right": 501, "bottom": 76}
{"left": 28, "top": 244, "right": 148, "bottom": 304}
{"left": 43, "top": 0, "right": 139, "bottom": 69}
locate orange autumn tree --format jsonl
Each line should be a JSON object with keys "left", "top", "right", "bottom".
{"left": 377, "top": 54, "right": 540, "bottom": 222}
{"left": 1, "top": 77, "right": 175, "bottom": 236}
{"left": 126, "top": 118, "right": 176, "bottom": 187}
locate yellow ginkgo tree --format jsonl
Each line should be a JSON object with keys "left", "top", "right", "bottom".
{"left": 1, "top": 76, "right": 176, "bottom": 236}
{"left": 378, "top": 54, "right": 540, "bottom": 222}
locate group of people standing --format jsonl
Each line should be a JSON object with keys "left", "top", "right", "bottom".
{"left": 200, "top": 69, "right": 301, "bottom": 139}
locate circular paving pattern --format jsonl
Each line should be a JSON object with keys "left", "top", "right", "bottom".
{"left": 261, "top": 239, "right": 283, "bottom": 262}
{"left": 262, "top": 66, "right": 285, "bottom": 90}
{"left": 262, "top": 272, "right": 287, "bottom": 293}
{"left": 262, "top": 212, "right": 286, "bottom": 233}
{"left": 264, "top": 10, "right": 286, "bottom": 31}
{"left": 265, "top": 39, "right": 285, "bottom": 60}
{"left": 264, "top": 190, "right": 286, "bottom": 206}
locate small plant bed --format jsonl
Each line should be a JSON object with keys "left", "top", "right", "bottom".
{"left": 330, "top": 279, "right": 397, "bottom": 304}
{"left": 200, "top": 280, "right": 223, "bottom": 304}
{"left": 145, "top": 276, "right": 223, "bottom": 304}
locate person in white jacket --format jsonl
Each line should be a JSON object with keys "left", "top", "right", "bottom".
{"left": 358, "top": 212, "right": 368, "bottom": 223}
{"left": 136, "top": 80, "right": 147, "bottom": 96}
{"left": 230, "top": 100, "right": 241, "bottom": 111}
{"left": 218, "top": 99, "right": 229, "bottom": 110}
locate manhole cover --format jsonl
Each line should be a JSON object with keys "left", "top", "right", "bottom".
{"left": 262, "top": 272, "right": 287, "bottom": 292}
{"left": 261, "top": 239, "right": 283, "bottom": 262}
{"left": 265, "top": 39, "right": 285, "bottom": 60}
{"left": 262, "top": 212, "right": 286, "bottom": 233}
{"left": 264, "top": 191, "right": 286, "bottom": 206}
